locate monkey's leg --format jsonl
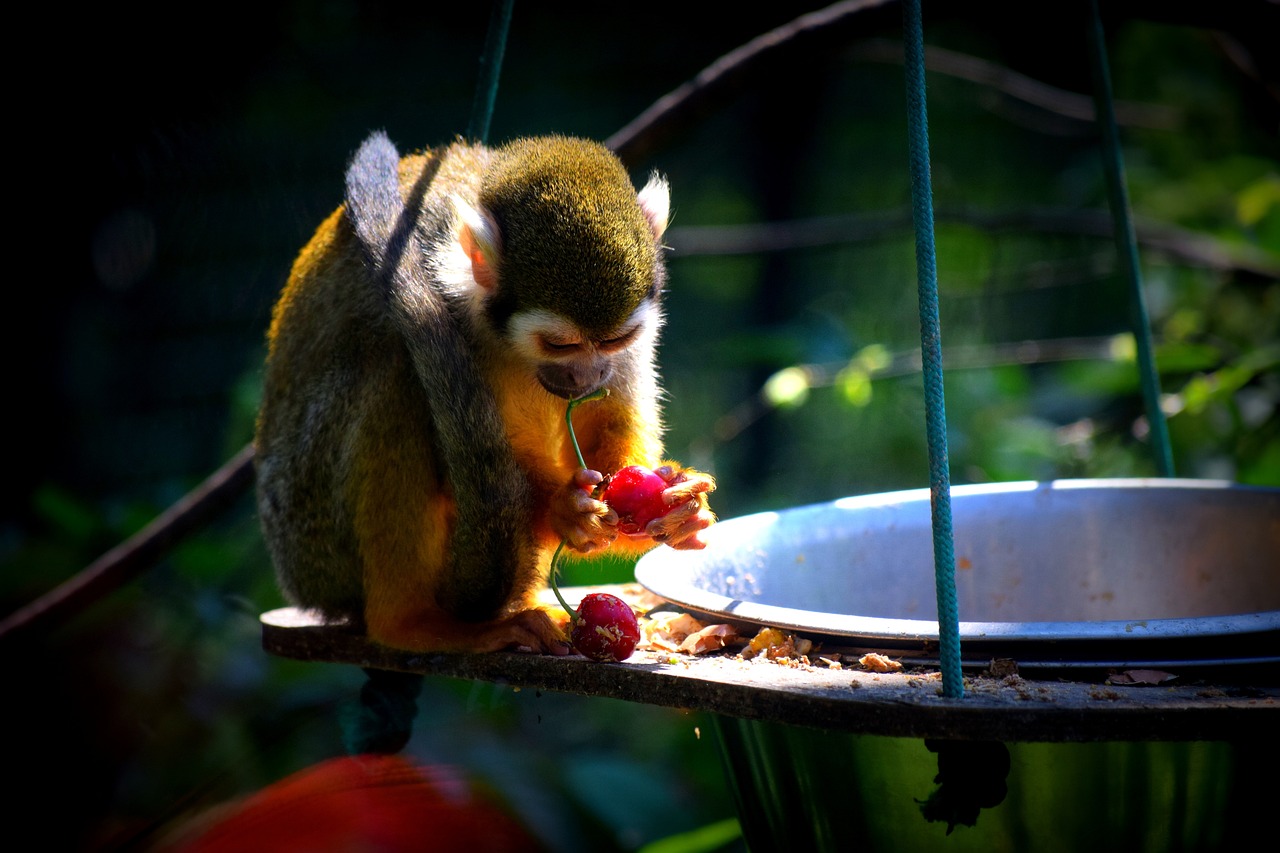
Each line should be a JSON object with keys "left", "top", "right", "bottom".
{"left": 354, "top": 470, "right": 567, "bottom": 654}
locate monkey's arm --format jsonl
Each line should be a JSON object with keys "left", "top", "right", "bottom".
{"left": 548, "top": 395, "right": 715, "bottom": 554}
{"left": 552, "top": 461, "right": 715, "bottom": 555}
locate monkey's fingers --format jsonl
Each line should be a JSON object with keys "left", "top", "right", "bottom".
{"left": 571, "top": 467, "right": 605, "bottom": 491}
{"left": 572, "top": 496, "right": 620, "bottom": 550}
{"left": 566, "top": 486, "right": 610, "bottom": 516}
{"left": 655, "top": 516, "right": 714, "bottom": 550}
{"left": 663, "top": 480, "right": 713, "bottom": 508}
{"left": 655, "top": 465, "right": 716, "bottom": 503}
{"left": 647, "top": 499, "right": 715, "bottom": 549}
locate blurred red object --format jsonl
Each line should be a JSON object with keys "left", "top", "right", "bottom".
{"left": 169, "top": 754, "right": 542, "bottom": 852}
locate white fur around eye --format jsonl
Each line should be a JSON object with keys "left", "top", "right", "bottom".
{"left": 508, "top": 309, "right": 580, "bottom": 361}
{"left": 507, "top": 302, "right": 663, "bottom": 363}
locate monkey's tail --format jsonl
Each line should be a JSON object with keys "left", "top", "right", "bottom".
{"left": 344, "top": 131, "right": 535, "bottom": 618}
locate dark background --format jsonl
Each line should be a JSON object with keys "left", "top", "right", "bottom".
{"left": 4, "top": 2, "right": 1277, "bottom": 850}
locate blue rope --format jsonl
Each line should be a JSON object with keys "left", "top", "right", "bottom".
{"left": 901, "top": 0, "right": 963, "bottom": 699}
{"left": 466, "top": 0, "right": 515, "bottom": 145}
{"left": 1086, "top": 0, "right": 1175, "bottom": 476}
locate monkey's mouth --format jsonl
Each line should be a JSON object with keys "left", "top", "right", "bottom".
{"left": 536, "top": 364, "right": 610, "bottom": 400}
{"left": 537, "top": 375, "right": 605, "bottom": 400}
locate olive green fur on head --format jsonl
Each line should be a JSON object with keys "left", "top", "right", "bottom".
{"left": 481, "top": 136, "right": 665, "bottom": 338}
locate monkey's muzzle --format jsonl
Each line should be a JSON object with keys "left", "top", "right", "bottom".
{"left": 537, "top": 362, "right": 612, "bottom": 400}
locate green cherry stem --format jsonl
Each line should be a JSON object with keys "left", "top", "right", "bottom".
{"left": 565, "top": 387, "right": 608, "bottom": 469}
{"left": 547, "top": 541, "right": 575, "bottom": 618}
{"left": 549, "top": 388, "right": 610, "bottom": 623}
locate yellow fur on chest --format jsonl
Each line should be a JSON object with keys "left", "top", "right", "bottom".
{"left": 492, "top": 371, "right": 577, "bottom": 485}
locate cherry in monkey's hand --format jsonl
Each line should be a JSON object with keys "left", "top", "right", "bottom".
{"left": 599, "top": 465, "right": 674, "bottom": 535}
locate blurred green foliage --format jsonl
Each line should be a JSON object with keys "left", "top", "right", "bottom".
{"left": 3, "top": 2, "right": 1276, "bottom": 851}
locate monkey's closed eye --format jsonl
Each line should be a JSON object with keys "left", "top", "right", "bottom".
{"left": 539, "top": 336, "right": 585, "bottom": 355}
{"left": 597, "top": 326, "right": 639, "bottom": 353}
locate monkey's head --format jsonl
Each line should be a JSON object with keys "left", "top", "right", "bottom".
{"left": 452, "top": 136, "right": 670, "bottom": 399}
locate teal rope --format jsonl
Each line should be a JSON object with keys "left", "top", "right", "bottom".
{"left": 902, "top": 0, "right": 963, "bottom": 699}
{"left": 466, "top": 0, "right": 515, "bottom": 144}
{"left": 1085, "top": 0, "right": 1175, "bottom": 477}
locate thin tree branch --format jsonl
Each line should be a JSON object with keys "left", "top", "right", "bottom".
{"left": 849, "top": 38, "right": 1181, "bottom": 129}
{"left": 0, "top": 444, "right": 257, "bottom": 645}
{"left": 667, "top": 206, "right": 1280, "bottom": 280}
{"left": 608, "top": 0, "right": 899, "bottom": 164}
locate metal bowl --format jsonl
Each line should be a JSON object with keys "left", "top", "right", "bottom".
{"left": 635, "top": 479, "right": 1280, "bottom": 668}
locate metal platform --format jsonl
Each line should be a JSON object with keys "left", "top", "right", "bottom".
{"left": 261, "top": 599, "right": 1279, "bottom": 744}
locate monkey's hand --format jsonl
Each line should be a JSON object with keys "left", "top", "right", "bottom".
{"left": 549, "top": 468, "right": 620, "bottom": 554}
{"left": 646, "top": 465, "right": 717, "bottom": 550}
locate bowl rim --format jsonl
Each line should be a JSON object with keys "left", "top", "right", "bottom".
{"left": 634, "top": 478, "right": 1280, "bottom": 649}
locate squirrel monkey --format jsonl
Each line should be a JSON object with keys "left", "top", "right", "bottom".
{"left": 254, "top": 132, "right": 715, "bottom": 654}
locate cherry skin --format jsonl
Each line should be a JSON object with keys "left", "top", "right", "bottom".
{"left": 571, "top": 593, "right": 641, "bottom": 662}
{"left": 600, "top": 465, "right": 674, "bottom": 535}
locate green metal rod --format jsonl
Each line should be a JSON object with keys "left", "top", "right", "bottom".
{"left": 1086, "top": 0, "right": 1175, "bottom": 476}
{"left": 466, "top": 0, "right": 515, "bottom": 145}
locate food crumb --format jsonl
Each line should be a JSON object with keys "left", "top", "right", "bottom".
{"left": 858, "top": 652, "right": 904, "bottom": 673}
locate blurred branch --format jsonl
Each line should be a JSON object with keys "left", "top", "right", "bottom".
{"left": 668, "top": 206, "right": 1280, "bottom": 280}
{"left": 609, "top": 0, "right": 898, "bottom": 164}
{"left": 0, "top": 444, "right": 256, "bottom": 645}
{"left": 609, "top": 1, "right": 1192, "bottom": 165}
{"left": 707, "top": 337, "right": 1126, "bottom": 446}
{"left": 850, "top": 38, "right": 1181, "bottom": 129}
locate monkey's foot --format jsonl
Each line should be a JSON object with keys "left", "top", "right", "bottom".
{"left": 366, "top": 607, "right": 570, "bottom": 655}
{"left": 479, "top": 609, "right": 572, "bottom": 655}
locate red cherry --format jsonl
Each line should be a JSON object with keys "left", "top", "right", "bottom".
{"left": 600, "top": 465, "right": 673, "bottom": 535}
{"left": 570, "top": 593, "right": 641, "bottom": 662}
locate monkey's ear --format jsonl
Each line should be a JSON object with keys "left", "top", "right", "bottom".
{"left": 637, "top": 173, "right": 670, "bottom": 240}
{"left": 452, "top": 196, "right": 502, "bottom": 291}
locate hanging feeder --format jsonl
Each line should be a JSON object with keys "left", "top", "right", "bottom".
{"left": 249, "top": 0, "right": 1280, "bottom": 749}
{"left": 634, "top": 478, "right": 1280, "bottom": 671}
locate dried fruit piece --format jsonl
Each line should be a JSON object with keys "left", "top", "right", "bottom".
{"left": 858, "top": 652, "right": 903, "bottom": 673}
{"left": 741, "top": 627, "right": 813, "bottom": 661}
{"left": 640, "top": 611, "right": 707, "bottom": 652}
{"left": 570, "top": 593, "right": 641, "bottom": 662}
{"left": 678, "top": 623, "right": 738, "bottom": 655}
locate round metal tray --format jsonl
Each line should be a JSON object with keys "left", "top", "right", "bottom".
{"left": 635, "top": 479, "right": 1280, "bottom": 669}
